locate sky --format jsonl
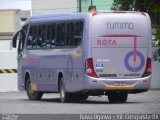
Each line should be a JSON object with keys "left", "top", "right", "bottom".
{"left": 0, "top": 0, "right": 31, "bottom": 10}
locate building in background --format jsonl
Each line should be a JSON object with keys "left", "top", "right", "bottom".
{"left": 31, "top": 0, "right": 113, "bottom": 15}
{"left": 0, "top": 9, "right": 20, "bottom": 39}
{"left": 31, "top": 0, "right": 77, "bottom": 15}
{"left": 0, "top": 9, "right": 30, "bottom": 40}
{"left": 78, "top": 0, "right": 113, "bottom": 12}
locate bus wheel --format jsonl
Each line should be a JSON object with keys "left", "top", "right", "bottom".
{"left": 59, "top": 77, "right": 71, "bottom": 103}
{"left": 71, "top": 93, "right": 89, "bottom": 102}
{"left": 26, "top": 78, "right": 43, "bottom": 100}
{"left": 79, "top": 93, "right": 89, "bottom": 101}
{"left": 108, "top": 91, "right": 128, "bottom": 103}
{"left": 118, "top": 91, "right": 128, "bottom": 103}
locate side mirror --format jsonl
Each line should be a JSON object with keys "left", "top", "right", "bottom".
{"left": 12, "top": 30, "right": 21, "bottom": 48}
{"left": 12, "top": 29, "right": 25, "bottom": 48}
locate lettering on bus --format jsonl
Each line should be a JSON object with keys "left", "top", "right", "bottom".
{"left": 106, "top": 22, "right": 134, "bottom": 30}
{"left": 97, "top": 39, "right": 117, "bottom": 46}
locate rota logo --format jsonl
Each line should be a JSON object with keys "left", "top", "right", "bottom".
{"left": 97, "top": 39, "right": 117, "bottom": 46}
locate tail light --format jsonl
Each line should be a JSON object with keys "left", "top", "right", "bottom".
{"left": 142, "top": 57, "right": 152, "bottom": 77}
{"left": 85, "top": 58, "right": 98, "bottom": 78}
{"left": 92, "top": 12, "right": 97, "bottom": 16}
{"left": 141, "top": 12, "right": 146, "bottom": 16}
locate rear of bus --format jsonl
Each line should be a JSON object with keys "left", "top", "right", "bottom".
{"left": 84, "top": 12, "right": 152, "bottom": 102}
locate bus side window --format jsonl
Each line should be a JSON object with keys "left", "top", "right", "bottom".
{"left": 65, "top": 21, "right": 74, "bottom": 47}
{"left": 46, "top": 24, "right": 52, "bottom": 48}
{"left": 51, "top": 23, "right": 56, "bottom": 48}
{"left": 66, "top": 22, "right": 71, "bottom": 47}
{"left": 56, "top": 22, "right": 67, "bottom": 47}
{"left": 32, "top": 25, "right": 38, "bottom": 49}
{"left": 61, "top": 22, "right": 66, "bottom": 47}
{"left": 41, "top": 25, "right": 47, "bottom": 48}
{"left": 66, "top": 21, "right": 83, "bottom": 47}
{"left": 70, "top": 22, "right": 75, "bottom": 47}
{"left": 56, "top": 23, "right": 62, "bottom": 46}
{"left": 74, "top": 21, "right": 83, "bottom": 46}
{"left": 79, "top": 21, "right": 84, "bottom": 37}
{"left": 37, "top": 25, "right": 43, "bottom": 49}
{"left": 26, "top": 26, "right": 33, "bottom": 49}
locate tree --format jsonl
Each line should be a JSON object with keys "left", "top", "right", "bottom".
{"left": 111, "top": 0, "right": 135, "bottom": 11}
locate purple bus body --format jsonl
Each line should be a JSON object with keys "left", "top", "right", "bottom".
{"left": 16, "top": 12, "right": 152, "bottom": 94}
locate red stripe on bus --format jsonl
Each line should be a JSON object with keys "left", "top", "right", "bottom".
{"left": 134, "top": 37, "right": 137, "bottom": 65}
{"left": 99, "top": 34, "right": 141, "bottom": 38}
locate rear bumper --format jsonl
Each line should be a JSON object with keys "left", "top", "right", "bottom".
{"left": 84, "top": 75, "right": 151, "bottom": 90}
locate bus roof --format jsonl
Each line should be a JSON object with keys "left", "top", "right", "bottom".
{"left": 24, "top": 11, "right": 147, "bottom": 26}
{"left": 28, "top": 13, "right": 87, "bottom": 20}
{"left": 29, "top": 11, "right": 143, "bottom": 19}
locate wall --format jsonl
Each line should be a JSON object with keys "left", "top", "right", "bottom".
{"left": 32, "top": 0, "right": 77, "bottom": 15}
{"left": 0, "top": 11, "right": 15, "bottom": 33}
{"left": 0, "top": 9, "right": 30, "bottom": 37}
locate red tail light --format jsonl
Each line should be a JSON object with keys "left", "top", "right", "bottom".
{"left": 142, "top": 57, "right": 152, "bottom": 77}
{"left": 92, "top": 12, "right": 97, "bottom": 16}
{"left": 141, "top": 12, "right": 146, "bottom": 16}
{"left": 85, "top": 58, "right": 98, "bottom": 78}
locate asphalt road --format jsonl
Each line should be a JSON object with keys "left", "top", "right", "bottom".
{"left": 0, "top": 90, "right": 160, "bottom": 115}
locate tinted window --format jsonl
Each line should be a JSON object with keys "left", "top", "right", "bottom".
{"left": 51, "top": 24, "right": 56, "bottom": 48}
{"left": 46, "top": 23, "right": 56, "bottom": 48}
{"left": 26, "top": 25, "right": 37, "bottom": 49}
{"left": 66, "top": 20, "right": 83, "bottom": 47}
{"left": 37, "top": 25, "right": 46, "bottom": 48}
{"left": 32, "top": 26, "right": 38, "bottom": 49}
{"left": 26, "top": 19, "right": 84, "bottom": 49}
{"left": 56, "top": 22, "right": 66, "bottom": 47}
{"left": 21, "top": 24, "right": 29, "bottom": 49}
{"left": 46, "top": 24, "right": 52, "bottom": 48}
{"left": 74, "top": 21, "right": 83, "bottom": 46}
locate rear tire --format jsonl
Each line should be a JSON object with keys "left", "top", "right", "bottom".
{"left": 26, "top": 78, "right": 43, "bottom": 100}
{"left": 108, "top": 91, "right": 128, "bottom": 103}
{"left": 71, "top": 93, "right": 89, "bottom": 102}
{"left": 59, "top": 77, "right": 71, "bottom": 103}
{"left": 79, "top": 93, "right": 89, "bottom": 101}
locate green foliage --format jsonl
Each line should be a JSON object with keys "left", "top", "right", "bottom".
{"left": 111, "top": 0, "right": 135, "bottom": 11}
{"left": 155, "top": 32, "right": 160, "bottom": 45}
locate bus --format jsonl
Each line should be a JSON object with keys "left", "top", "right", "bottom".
{"left": 12, "top": 11, "right": 152, "bottom": 103}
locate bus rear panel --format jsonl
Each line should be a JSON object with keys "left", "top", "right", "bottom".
{"left": 84, "top": 12, "right": 152, "bottom": 92}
